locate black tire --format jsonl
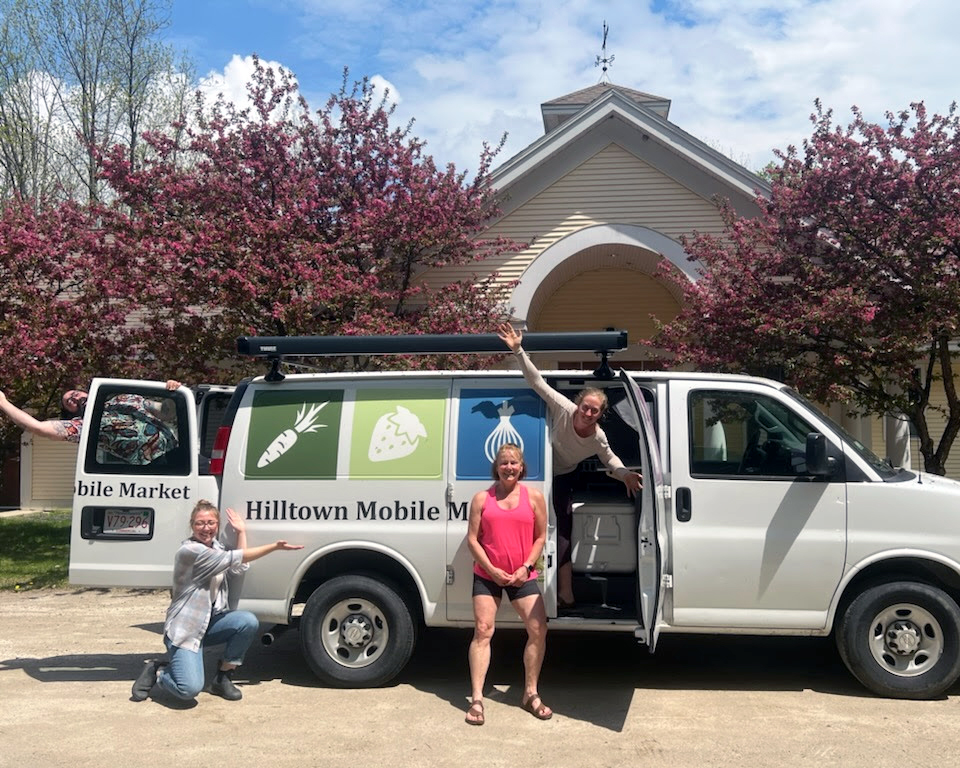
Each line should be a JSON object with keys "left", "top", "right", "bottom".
{"left": 836, "top": 581, "right": 960, "bottom": 699}
{"left": 299, "top": 574, "right": 416, "bottom": 688}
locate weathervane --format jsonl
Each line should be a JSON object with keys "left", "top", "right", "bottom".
{"left": 595, "top": 20, "right": 614, "bottom": 82}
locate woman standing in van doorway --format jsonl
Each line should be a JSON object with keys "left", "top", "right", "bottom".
{"left": 131, "top": 501, "right": 303, "bottom": 703}
{"left": 498, "top": 323, "right": 643, "bottom": 608}
{"left": 466, "top": 442, "right": 551, "bottom": 725}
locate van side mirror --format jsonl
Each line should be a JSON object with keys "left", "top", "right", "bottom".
{"left": 805, "top": 432, "right": 836, "bottom": 477}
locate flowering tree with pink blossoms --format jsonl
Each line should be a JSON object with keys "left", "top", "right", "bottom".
{"left": 658, "top": 101, "right": 960, "bottom": 474}
{"left": 0, "top": 60, "right": 519, "bottom": 474}
{"left": 99, "top": 59, "right": 520, "bottom": 374}
{"left": 0, "top": 197, "right": 151, "bottom": 462}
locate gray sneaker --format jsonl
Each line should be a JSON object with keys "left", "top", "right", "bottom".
{"left": 210, "top": 669, "right": 242, "bottom": 701}
{"left": 131, "top": 660, "right": 160, "bottom": 701}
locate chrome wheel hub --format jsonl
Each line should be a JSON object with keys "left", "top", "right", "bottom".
{"left": 868, "top": 603, "right": 943, "bottom": 677}
{"left": 341, "top": 614, "right": 374, "bottom": 648}
{"left": 885, "top": 620, "right": 921, "bottom": 655}
{"left": 319, "top": 597, "right": 389, "bottom": 669}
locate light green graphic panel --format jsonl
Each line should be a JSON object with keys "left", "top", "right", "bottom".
{"left": 245, "top": 390, "right": 344, "bottom": 478}
{"left": 349, "top": 389, "right": 446, "bottom": 479}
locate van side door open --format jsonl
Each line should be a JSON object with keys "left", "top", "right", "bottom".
{"left": 61, "top": 331, "right": 960, "bottom": 698}
{"left": 618, "top": 371, "right": 666, "bottom": 651}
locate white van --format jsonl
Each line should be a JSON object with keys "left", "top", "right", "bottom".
{"left": 68, "top": 332, "right": 960, "bottom": 699}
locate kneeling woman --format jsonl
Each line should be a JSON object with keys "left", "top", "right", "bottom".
{"left": 466, "top": 443, "right": 552, "bottom": 725}
{"left": 132, "top": 500, "right": 303, "bottom": 702}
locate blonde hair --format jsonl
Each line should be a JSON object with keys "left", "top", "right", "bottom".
{"left": 575, "top": 387, "right": 609, "bottom": 415}
{"left": 189, "top": 499, "right": 220, "bottom": 529}
{"left": 491, "top": 443, "right": 527, "bottom": 481}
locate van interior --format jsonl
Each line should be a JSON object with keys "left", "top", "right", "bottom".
{"left": 555, "top": 380, "right": 648, "bottom": 622}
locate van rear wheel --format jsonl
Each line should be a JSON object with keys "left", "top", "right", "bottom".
{"left": 836, "top": 581, "right": 960, "bottom": 699}
{"left": 300, "top": 574, "right": 416, "bottom": 688}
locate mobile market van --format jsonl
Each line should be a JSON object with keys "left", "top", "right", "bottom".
{"left": 69, "top": 332, "right": 960, "bottom": 699}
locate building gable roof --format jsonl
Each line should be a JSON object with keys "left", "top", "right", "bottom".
{"left": 541, "top": 82, "right": 671, "bottom": 131}
{"left": 493, "top": 85, "right": 769, "bottom": 219}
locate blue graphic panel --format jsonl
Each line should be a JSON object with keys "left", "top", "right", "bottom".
{"left": 457, "top": 389, "right": 545, "bottom": 480}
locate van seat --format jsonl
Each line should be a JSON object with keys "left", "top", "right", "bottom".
{"left": 570, "top": 503, "right": 637, "bottom": 574}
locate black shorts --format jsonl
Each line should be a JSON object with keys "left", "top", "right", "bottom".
{"left": 472, "top": 573, "right": 541, "bottom": 602}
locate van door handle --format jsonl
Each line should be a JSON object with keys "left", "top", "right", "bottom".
{"left": 676, "top": 487, "right": 692, "bottom": 523}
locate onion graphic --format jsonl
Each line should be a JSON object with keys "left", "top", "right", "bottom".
{"left": 483, "top": 401, "right": 524, "bottom": 462}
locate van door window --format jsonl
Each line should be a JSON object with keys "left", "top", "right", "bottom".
{"left": 83, "top": 386, "right": 189, "bottom": 475}
{"left": 689, "top": 391, "right": 814, "bottom": 478}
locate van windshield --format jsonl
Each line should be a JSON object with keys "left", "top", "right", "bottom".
{"left": 782, "top": 387, "right": 899, "bottom": 479}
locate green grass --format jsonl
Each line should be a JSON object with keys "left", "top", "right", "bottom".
{"left": 0, "top": 510, "right": 71, "bottom": 590}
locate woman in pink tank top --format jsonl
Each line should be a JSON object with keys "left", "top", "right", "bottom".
{"left": 465, "top": 443, "right": 552, "bottom": 725}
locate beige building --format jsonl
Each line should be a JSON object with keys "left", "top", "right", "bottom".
{"left": 424, "top": 83, "right": 764, "bottom": 364}
{"left": 425, "top": 81, "right": 919, "bottom": 475}
{"left": 18, "top": 81, "right": 946, "bottom": 508}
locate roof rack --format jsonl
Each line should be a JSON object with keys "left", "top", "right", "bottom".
{"left": 237, "top": 331, "right": 628, "bottom": 381}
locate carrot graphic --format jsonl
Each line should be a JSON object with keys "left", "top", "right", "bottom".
{"left": 257, "top": 401, "right": 328, "bottom": 468}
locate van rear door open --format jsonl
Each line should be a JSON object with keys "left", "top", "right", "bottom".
{"left": 69, "top": 379, "right": 201, "bottom": 587}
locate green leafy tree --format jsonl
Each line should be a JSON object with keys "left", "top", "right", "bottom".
{"left": 99, "top": 60, "right": 520, "bottom": 373}
{"left": 0, "top": 0, "right": 187, "bottom": 203}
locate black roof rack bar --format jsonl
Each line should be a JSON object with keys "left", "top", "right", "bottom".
{"left": 237, "top": 331, "right": 628, "bottom": 358}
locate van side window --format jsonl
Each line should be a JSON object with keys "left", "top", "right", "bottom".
{"left": 689, "top": 391, "right": 815, "bottom": 478}
{"left": 83, "top": 387, "right": 189, "bottom": 476}
{"left": 199, "top": 392, "right": 232, "bottom": 459}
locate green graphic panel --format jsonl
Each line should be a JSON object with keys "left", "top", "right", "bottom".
{"left": 245, "top": 390, "right": 344, "bottom": 478}
{"left": 349, "top": 389, "right": 446, "bottom": 479}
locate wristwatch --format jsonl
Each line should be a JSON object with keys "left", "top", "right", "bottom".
{"left": 525, "top": 563, "right": 535, "bottom": 574}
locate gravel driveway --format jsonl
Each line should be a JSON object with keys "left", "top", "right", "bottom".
{"left": 1, "top": 588, "right": 959, "bottom": 768}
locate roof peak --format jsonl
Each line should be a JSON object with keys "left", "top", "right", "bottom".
{"left": 543, "top": 82, "right": 668, "bottom": 107}
{"left": 541, "top": 83, "right": 671, "bottom": 133}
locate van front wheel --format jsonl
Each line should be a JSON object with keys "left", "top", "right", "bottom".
{"left": 836, "top": 581, "right": 960, "bottom": 699}
{"left": 300, "top": 574, "right": 416, "bottom": 688}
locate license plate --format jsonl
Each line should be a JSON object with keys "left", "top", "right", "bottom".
{"left": 103, "top": 509, "right": 152, "bottom": 535}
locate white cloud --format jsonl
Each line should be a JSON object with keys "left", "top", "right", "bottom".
{"left": 370, "top": 75, "right": 400, "bottom": 107}
{"left": 189, "top": 0, "right": 960, "bottom": 174}
{"left": 370, "top": 0, "right": 960, "bottom": 172}
{"left": 197, "top": 54, "right": 295, "bottom": 112}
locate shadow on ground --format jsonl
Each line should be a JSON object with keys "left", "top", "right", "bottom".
{"left": 2, "top": 619, "right": 908, "bottom": 731}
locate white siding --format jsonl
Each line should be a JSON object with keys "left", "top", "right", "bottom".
{"left": 858, "top": 395, "right": 960, "bottom": 481}
{"left": 420, "top": 143, "right": 726, "bottom": 291}
{"left": 21, "top": 436, "right": 76, "bottom": 510}
{"left": 908, "top": 379, "right": 960, "bottom": 479}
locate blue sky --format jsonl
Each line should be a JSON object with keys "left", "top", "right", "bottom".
{"left": 167, "top": 0, "right": 960, "bottom": 175}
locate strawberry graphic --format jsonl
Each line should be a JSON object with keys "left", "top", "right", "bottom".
{"left": 368, "top": 405, "right": 428, "bottom": 462}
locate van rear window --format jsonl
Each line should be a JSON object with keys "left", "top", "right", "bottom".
{"left": 83, "top": 386, "right": 190, "bottom": 476}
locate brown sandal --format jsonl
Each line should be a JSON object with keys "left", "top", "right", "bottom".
{"left": 465, "top": 699, "right": 485, "bottom": 725}
{"left": 521, "top": 694, "right": 553, "bottom": 720}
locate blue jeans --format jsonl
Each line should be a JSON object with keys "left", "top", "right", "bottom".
{"left": 157, "top": 610, "right": 259, "bottom": 700}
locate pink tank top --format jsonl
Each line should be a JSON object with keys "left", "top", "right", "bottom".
{"left": 473, "top": 484, "right": 537, "bottom": 581}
